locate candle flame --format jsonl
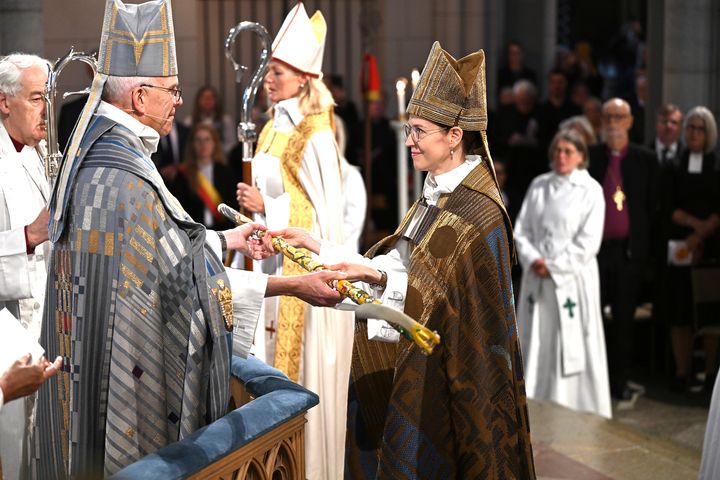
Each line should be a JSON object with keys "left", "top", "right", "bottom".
{"left": 396, "top": 78, "right": 407, "bottom": 94}
{"left": 411, "top": 68, "right": 420, "bottom": 88}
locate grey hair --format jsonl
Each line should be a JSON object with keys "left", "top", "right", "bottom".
{"left": 512, "top": 79, "right": 537, "bottom": 99}
{"left": 559, "top": 115, "right": 597, "bottom": 146}
{"left": 102, "top": 76, "right": 154, "bottom": 103}
{"left": 549, "top": 128, "right": 590, "bottom": 170}
{"left": 0, "top": 53, "right": 51, "bottom": 96}
{"left": 684, "top": 106, "right": 717, "bottom": 154}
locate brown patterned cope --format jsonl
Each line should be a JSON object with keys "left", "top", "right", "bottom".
{"left": 255, "top": 109, "right": 335, "bottom": 381}
{"left": 346, "top": 160, "right": 535, "bottom": 479}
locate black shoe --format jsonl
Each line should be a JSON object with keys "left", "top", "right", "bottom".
{"left": 669, "top": 375, "right": 688, "bottom": 393}
{"left": 705, "top": 373, "right": 717, "bottom": 393}
{"left": 614, "top": 384, "right": 644, "bottom": 410}
{"left": 612, "top": 382, "right": 643, "bottom": 401}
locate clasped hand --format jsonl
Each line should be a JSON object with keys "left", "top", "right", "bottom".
{"left": 236, "top": 183, "right": 265, "bottom": 215}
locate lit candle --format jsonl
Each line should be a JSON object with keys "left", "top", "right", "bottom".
{"left": 396, "top": 77, "right": 408, "bottom": 119}
{"left": 411, "top": 68, "right": 420, "bottom": 91}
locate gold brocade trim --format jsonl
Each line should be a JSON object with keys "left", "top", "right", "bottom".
{"left": 260, "top": 110, "right": 333, "bottom": 380}
{"left": 211, "top": 279, "right": 234, "bottom": 331}
{"left": 54, "top": 249, "right": 72, "bottom": 471}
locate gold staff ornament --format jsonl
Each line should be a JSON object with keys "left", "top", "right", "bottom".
{"left": 218, "top": 203, "right": 441, "bottom": 355}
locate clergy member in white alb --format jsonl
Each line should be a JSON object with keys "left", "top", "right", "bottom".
{"left": 515, "top": 129, "right": 612, "bottom": 419}
{"left": 0, "top": 53, "right": 53, "bottom": 480}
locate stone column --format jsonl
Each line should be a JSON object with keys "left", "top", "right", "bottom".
{"left": 0, "top": 0, "right": 44, "bottom": 55}
{"left": 649, "top": 0, "right": 720, "bottom": 117}
{"left": 503, "top": 0, "right": 557, "bottom": 94}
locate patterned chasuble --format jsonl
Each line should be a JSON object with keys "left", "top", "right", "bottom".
{"left": 345, "top": 160, "right": 536, "bottom": 479}
{"left": 255, "top": 109, "right": 334, "bottom": 381}
{"left": 33, "top": 116, "right": 233, "bottom": 478}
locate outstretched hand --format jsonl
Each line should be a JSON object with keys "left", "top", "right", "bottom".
{"left": 223, "top": 223, "right": 272, "bottom": 260}
{"left": 0, "top": 354, "right": 63, "bottom": 403}
{"left": 293, "top": 270, "right": 347, "bottom": 307}
{"left": 324, "top": 261, "right": 381, "bottom": 285}
{"left": 267, "top": 227, "right": 320, "bottom": 254}
{"left": 267, "top": 270, "right": 347, "bottom": 307}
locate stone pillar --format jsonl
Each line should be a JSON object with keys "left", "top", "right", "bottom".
{"left": 482, "top": 0, "right": 507, "bottom": 111}
{"left": 0, "top": 0, "right": 44, "bottom": 55}
{"left": 649, "top": 0, "right": 720, "bottom": 117}
{"left": 503, "top": 0, "right": 557, "bottom": 94}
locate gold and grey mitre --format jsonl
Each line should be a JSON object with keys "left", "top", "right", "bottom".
{"left": 407, "top": 41, "right": 488, "bottom": 132}
{"left": 52, "top": 0, "right": 179, "bottom": 240}
{"left": 98, "top": 0, "right": 177, "bottom": 77}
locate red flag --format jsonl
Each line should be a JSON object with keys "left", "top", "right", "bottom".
{"left": 361, "top": 53, "right": 380, "bottom": 102}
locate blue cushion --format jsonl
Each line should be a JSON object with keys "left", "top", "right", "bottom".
{"left": 112, "top": 355, "right": 319, "bottom": 480}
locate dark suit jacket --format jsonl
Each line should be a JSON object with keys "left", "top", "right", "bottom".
{"left": 647, "top": 138, "right": 684, "bottom": 168}
{"left": 58, "top": 94, "right": 89, "bottom": 152}
{"left": 152, "top": 122, "right": 190, "bottom": 169}
{"left": 589, "top": 142, "right": 658, "bottom": 262}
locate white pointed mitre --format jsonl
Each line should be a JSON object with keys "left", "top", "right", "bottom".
{"left": 271, "top": 2, "right": 326, "bottom": 77}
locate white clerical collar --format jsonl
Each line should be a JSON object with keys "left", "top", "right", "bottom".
{"left": 552, "top": 167, "right": 588, "bottom": 186}
{"left": 96, "top": 101, "right": 160, "bottom": 155}
{"left": 273, "top": 97, "right": 304, "bottom": 128}
{"left": 423, "top": 154, "right": 482, "bottom": 205}
{"left": 688, "top": 151, "right": 704, "bottom": 174}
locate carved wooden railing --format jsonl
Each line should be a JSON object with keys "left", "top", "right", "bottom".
{"left": 113, "top": 355, "right": 319, "bottom": 480}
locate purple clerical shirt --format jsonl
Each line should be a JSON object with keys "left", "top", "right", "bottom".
{"left": 602, "top": 146, "right": 630, "bottom": 240}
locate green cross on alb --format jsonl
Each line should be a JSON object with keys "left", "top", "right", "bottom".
{"left": 563, "top": 298, "right": 576, "bottom": 318}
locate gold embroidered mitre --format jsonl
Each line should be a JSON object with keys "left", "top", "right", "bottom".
{"left": 407, "top": 41, "right": 487, "bottom": 132}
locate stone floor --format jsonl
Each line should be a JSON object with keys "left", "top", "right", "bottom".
{"left": 530, "top": 377, "right": 710, "bottom": 480}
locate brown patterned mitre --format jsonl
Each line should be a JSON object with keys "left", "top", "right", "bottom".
{"left": 407, "top": 41, "right": 487, "bottom": 132}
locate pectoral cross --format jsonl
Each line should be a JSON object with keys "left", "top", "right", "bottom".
{"left": 612, "top": 186, "right": 626, "bottom": 211}
{"left": 265, "top": 321, "right": 276, "bottom": 338}
{"left": 563, "top": 298, "right": 577, "bottom": 318}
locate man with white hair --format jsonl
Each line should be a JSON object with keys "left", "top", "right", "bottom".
{"left": 0, "top": 52, "right": 53, "bottom": 480}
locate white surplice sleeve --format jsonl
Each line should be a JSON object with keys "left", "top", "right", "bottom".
{"left": 319, "top": 238, "right": 409, "bottom": 343}
{"left": 299, "top": 132, "right": 345, "bottom": 243}
{"left": 513, "top": 180, "right": 544, "bottom": 270}
{"left": 0, "top": 225, "right": 33, "bottom": 301}
{"left": 207, "top": 231, "right": 268, "bottom": 356}
{"left": 260, "top": 192, "right": 291, "bottom": 231}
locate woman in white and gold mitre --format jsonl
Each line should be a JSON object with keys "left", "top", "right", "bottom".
{"left": 233, "top": 3, "right": 356, "bottom": 480}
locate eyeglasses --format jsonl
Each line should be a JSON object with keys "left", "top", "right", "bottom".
{"left": 602, "top": 113, "right": 629, "bottom": 123}
{"left": 402, "top": 123, "right": 447, "bottom": 142}
{"left": 141, "top": 84, "right": 182, "bottom": 101}
{"left": 686, "top": 124, "right": 706, "bottom": 133}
